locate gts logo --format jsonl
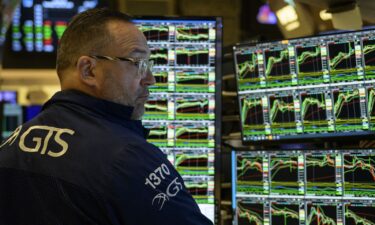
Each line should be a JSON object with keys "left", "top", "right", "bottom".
{"left": 0, "top": 125, "right": 75, "bottom": 158}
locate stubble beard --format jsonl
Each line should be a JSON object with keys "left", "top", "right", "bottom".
{"left": 131, "top": 102, "right": 145, "bottom": 120}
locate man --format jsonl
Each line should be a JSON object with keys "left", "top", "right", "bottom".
{"left": 0, "top": 8, "right": 213, "bottom": 225}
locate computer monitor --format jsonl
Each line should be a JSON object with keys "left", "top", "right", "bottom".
{"left": 233, "top": 29, "right": 375, "bottom": 143}
{"left": 132, "top": 17, "right": 222, "bottom": 222}
{"left": 232, "top": 149, "right": 375, "bottom": 225}
{"left": 23, "top": 105, "right": 43, "bottom": 122}
{"left": 2, "top": 0, "right": 109, "bottom": 68}
{"left": 0, "top": 91, "right": 17, "bottom": 104}
{"left": 1, "top": 103, "right": 23, "bottom": 140}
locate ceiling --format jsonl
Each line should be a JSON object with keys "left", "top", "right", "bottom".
{"left": 296, "top": 0, "right": 375, "bottom": 23}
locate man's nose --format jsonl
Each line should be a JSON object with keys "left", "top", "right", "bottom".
{"left": 142, "top": 69, "right": 156, "bottom": 86}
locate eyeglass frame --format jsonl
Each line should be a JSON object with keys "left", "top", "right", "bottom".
{"left": 88, "top": 55, "right": 154, "bottom": 78}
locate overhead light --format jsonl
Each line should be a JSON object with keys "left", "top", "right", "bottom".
{"left": 257, "top": 4, "right": 277, "bottom": 25}
{"left": 283, "top": 0, "right": 295, "bottom": 7}
{"left": 285, "top": 21, "right": 300, "bottom": 31}
{"left": 268, "top": 0, "right": 314, "bottom": 38}
{"left": 276, "top": 5, "right": 300, "bottom": 30}
{"left": 276, "top": 5, "right": 298, "bottom": 25}
{"left": 319, "top": 10, "right": 332, "bottom": 21}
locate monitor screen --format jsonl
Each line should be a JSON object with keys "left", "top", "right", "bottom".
{"left": 0, "top": 91, "right": 17, "bottom": 103}
{"left": 1, "top": 103, "right": 23, "bottom": 140}
{"left": 2, "top": 0, "right": 108, "bottom": 68}
{"left": 133, "top": 17, "right": 222, "bottom": 222}
{"left": 233, "top": 29, "right": 375, "bottom": 142}
{"left": 23, "top": 105, "right": 43, "bottom": 122}
{"left": 232, "top": 149, "right": 375, "bottom": 225}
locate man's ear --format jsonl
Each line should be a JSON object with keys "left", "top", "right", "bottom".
{"left": 76, "top": 56, "right": 98, "bottom": 87}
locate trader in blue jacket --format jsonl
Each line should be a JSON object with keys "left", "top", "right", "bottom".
{"left": 0, "top": 8, "right": 213, "bottom": 225}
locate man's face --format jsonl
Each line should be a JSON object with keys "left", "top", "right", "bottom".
{"left": 97, "top": 21, "right": 155, "bottom": 119}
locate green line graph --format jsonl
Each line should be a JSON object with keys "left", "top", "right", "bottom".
{"left": 236, "top": 155, "right": 265, "bottom": 194}
{"left": 149, "top": 128, "right": 167, "bottom": 137}
{"left": 345, "top": 206, "right": 375, "bottom": 225}
{"left": 175, "top": 49, "right": 209, "bottom": 56}
{"left": 271, "top": 204, "right": 299, "bottom": 225}
{"left": 307, "top": 205, "right": 337, "bottom": 225}
{"left": 368, "top": 88, "right": 375, "bottom": 119}
{"left": 185, "top": 182, "right": 208, "bottom": 189}
{"left": 150, "top": 51, "right": 168, "bottom": 60}
{"left": 333, "top": 89, "right": 359, "bottom": 118}
{"left": 175, "top": 71, "right": 210, "bottom": 92}
{"left": 306, "top": 154, "right": 335, "bottom": 168}
{"left": 55, "top": 23, "right": 67, "bottom": 41}
{"left": 146, "top": 125, "right": 168, "bottom": 147}
{"left": 138, "top": 25, "right": 169, "bottom": 41}
{"left": 270, "top": 98, "right": 295, "bottom": 122}
{"left": 363, "top": 45, "right": 375, "bottom": 60}
{"left": 138, "top": 26, "right": 169, "bottom": 33}
{"left": 241, "top": 97, "right": 263, "bottom": 125}
{"left": 153, "top": 71, "right": 168, "bottom": 79}
{"left": 184, "top": 181, "right": 211, "bottom": 203}
{"left": 175, "top": 98, "right": 211, "bottom": 119}
{"left": 306, "top": 154, "right": 336, "bottom": 195}
{"left": 176, "top": 72, "right": 208, "bottom": 83}
{"left": 175, "top": 127, "right": 208, "bottom": 137}
{"left": 175, "top": 153, "right": 209, "bottom": 175}
{"left": 301, "top": 94, "right": 326, "bottom": 120}
{"left": 270, "top": 157, "right": 298, "bottom": 180}
{"left": 237, "top": 53, "right": 258, "bottom": 79}
{"left": 270, "top": 155, "right": 299, "bottom": 194}
{"left": 265, "top": 49, "right": 289, "bottom": 76}
{"left": 363, "top": 40, "right": 375, "bottom": 66}
{"left": 297, "top": 46, "right": 320, "bottom": 66}
{"left": 176, "top": 27, "right": 209, "bottom": 40}
{"left": 329, "top": 42, "right": 355, "bottom": 70}
{"left": 176, "top": 99, "right": 208, "bottom": 111}
{"left": 344, "top": 156, "right": 375, "bottom": 180}
{"left": 150, "top": 71, "right": 168, "bottom": 92}
{"left": 237, "top": 202, "right": 263, "bottom": 225}
{"left": 237, "top": 157, "right": 263, "bottom": 179}
{"left": 145, "top": 101, "right": 168, "bottom": 112}
{"left": 175, "top": 154, "right": 207, "bottom": 166}
{"left": 344, "top": 154, "right": 375, "bottom": 196}
{"left": 363, "top": 39, "right": 375, "bottom": 79}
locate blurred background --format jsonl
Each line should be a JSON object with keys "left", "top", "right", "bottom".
{"left": 117, "top": 0, "right": 375, "bottom": 45}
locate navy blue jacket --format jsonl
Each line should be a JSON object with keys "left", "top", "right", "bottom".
{"left": 0, "top": 90, "right": 213, "bottom": 225}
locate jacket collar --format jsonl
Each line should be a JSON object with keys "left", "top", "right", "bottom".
{"left": 43, "top": 90, "right": 149, "bottom": 138}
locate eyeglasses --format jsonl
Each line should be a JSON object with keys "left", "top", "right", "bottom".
{"left": 89, "top": 55, "right": 154, "bottom": 78}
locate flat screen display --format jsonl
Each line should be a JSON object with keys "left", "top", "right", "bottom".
{"left": 133, "top": 17, "right": 222, "bottom": 222}
{"left": 1, "top": 104, "right": 23, "bottom": 140}
{"left": 0, "top": 91, "right": 17, "bottom": 104}
{"left": 234, "top": 29, "right": 375, "bottom": 142}
{"left": 3, "top": 0, "right": 108, "bottom": 68}
{"left": 232, "top": 149, "right": 375, "bottom": 225}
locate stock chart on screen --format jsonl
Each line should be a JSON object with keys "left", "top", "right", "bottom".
{"left": 10, "top": 0, "right": 105, "bottom": 53}
{"left": 234, "top": 29, "right": 375, "bottom": 142}
{"left": 133, "top": 17, "right": 221, "bottom": 222}
{"left": 232, "top": 150, "right": 375, "bottom": 225}
{"left": 3, "top": 0, "right": 107, "bottom": 68}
